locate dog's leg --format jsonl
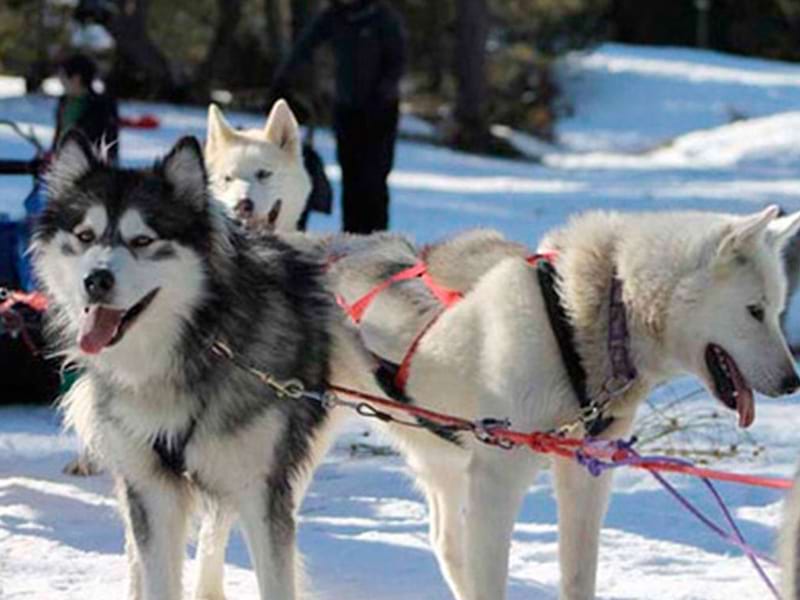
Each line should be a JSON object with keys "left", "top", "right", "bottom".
{"left": 125, "top": 525, "right": 143, "bottom": 600}
{"left": 780, "top": 471, "right": 800, "bottom": 599}
{"left": 237, "top": 485, "right": 298, "bottom": 600}
{"left": 552, "top": 417, "right": 633, "bottom": 600}
{"left": 194, "top": 502, "right": 234, "bottom": 600}
{"left": 461, "top": 449, "right": 541, "bottom": 600}
{"left": 552, "top": 454, "right": 611, "bottom": 600}
{"left": 119, "top": 478, "right": 190, "bottom": 600}
{"left": 418, "top": 468, "right": 470, "bottom": 598}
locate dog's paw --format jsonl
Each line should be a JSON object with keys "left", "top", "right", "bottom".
{"left": 62, "top": 455, "right": 102, "bottom": 477}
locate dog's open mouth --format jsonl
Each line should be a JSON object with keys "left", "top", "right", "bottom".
{"left": 78, "top": 288, "right": 160, "bottom": 355}
{"left": 705, "top": 343, "right": 755, "bottom": 428}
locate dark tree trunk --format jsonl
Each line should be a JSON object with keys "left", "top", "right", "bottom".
{"left": 265, "top": 0, "right": 290, "bottom": 63}
{"left": 423, "top": 0, "right": 447, "bottom": 92}
{"left": 104, "top": 0, "right": 177, "bottom": 98}
{"left": 453, "top": 0, "right": 490, "bottom": 150}
{"left": 194, "top": 0, "right": 245, "bottom": 96}
{"left": 285, "top": 0, "right": 323, "bottom": 124}
{"left": 291, "top": 0, "right": 320, "bottom": 39}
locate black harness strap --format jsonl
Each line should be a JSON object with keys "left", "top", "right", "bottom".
{"left": 536, "top": 259, "right": 615, "bottom": 436}
{"left": 371, "top": 353, "right": 463, "bottom": 445}
{"left": 152, "top": 419, "right": 197, "bottom": 477}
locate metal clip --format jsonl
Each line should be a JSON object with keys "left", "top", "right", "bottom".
{"left": 210, "top": 340, "right": 234, "bottom": 360}
{"left": 473, "top": 418, "right": 515, "bottom": 450}
{"left": 320, "top": 391, "right": 340, "bottom": 410}
{"left": 356, "top": 402, "right": 394, "bottom": 422}
{"left": 602, "top": 375, "right": 635, "bottom": 398}
{"left": 271, "top": 377, "right": 305, "bottom": 399}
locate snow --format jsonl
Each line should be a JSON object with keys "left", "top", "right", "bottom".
{"left": 0, "top": 76, "right": 26, "bottom": 99}
{"left": 3, "top": 42, "right": 800, "bottom": 598}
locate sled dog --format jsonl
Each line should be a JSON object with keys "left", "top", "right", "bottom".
{"left": 32, "top": 132, "right": 381, "bottom": 600}
{"left": 319, "top": 209, "right": 800, "bottom": 600}
{"left": 205, "top": 99, "right": 310, "bottom": 230}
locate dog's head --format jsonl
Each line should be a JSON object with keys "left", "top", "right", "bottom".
{"left": 205, "top": 100, "right": 311, "bottom": 231}
{"left": 33, "top": 132, "right": 224, "bottom": 384}
{"left": 663, "top": 205, "right": 800, "bottom": 427}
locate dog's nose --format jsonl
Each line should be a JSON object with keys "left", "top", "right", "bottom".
{"left": 781, "top": 373, "right": 800, "bottom": 395}
{"left": 84, "top": 269, "right": 115, "bottom": 302}
{"left": 235, "top": 198, "right": 254, "bottom": 219}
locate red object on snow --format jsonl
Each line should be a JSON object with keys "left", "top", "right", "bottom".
{"left": 119, "top": 114, "right": 160, "bottom": 129}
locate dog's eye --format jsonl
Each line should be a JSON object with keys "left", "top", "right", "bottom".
{"left": 130, "top": 235, "right": 155, "bottom": 249}
{"left": 223, "top": 175, "right": 233, "bottom": 184}
{"left": 255, "top": 169, "right": 272, "bottom": 182}
{"left": 75, "top": 229, "right": 95, "bottom": 244}
{"left": 747, "top": 304, "right": 765, "bottom": 322}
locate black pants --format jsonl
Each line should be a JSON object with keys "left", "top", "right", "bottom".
{"left": 334, "top": 103, "right": 398, "bottom": 234}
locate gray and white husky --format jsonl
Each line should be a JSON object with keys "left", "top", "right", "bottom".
{"left": 320, "top": 209, "right": 800, "bottom": 600}
{"left": 32, "top": 132, "right": 381, "bottom": 600}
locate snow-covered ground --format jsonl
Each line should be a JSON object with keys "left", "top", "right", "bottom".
{"left": 3, "top": 43, "right": 800, "bottom": 599}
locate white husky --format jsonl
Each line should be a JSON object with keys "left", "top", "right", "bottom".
{"left": 205, "top": 100, "right": 311, "bottom": 230}
{"left": 319, "top": 206, "right": 800, "bottom": 600}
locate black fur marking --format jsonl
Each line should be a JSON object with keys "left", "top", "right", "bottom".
{"left": 124, "top": 482, "right": 150, "bottom": 548}
{"left": 151, "top": 244, "right": 177, "bottom": 260}
{"left": 34, "top": 145, "right": 215, "bottom": 254}
{"left": 372, "top": 354, "right": 462, "bottom": 446}
{"left": 59, "top": 242, "right": 75, "bottom": 256}
{"left": 152, "top": 420, "right": 196, "bottom": 477}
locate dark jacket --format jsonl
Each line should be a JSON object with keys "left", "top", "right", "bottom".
{"left": 275, "top": 0, "right": 406, "bottom": 110}
{"left": 53, "top": 92, "right": 119, "bottom": 162}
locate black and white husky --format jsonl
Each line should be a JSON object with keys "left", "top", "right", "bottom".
{"left": 31, "top": 132, "right": 381, "bottom": 600}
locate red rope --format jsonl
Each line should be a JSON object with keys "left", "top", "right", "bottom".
{"left": 491, "top": 427, "right": 793, "bottom": 490}
{"left": 327, "top": 383, "right": 793, "bottom": 490}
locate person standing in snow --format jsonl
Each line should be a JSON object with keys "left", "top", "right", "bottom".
{"left": 52, "top": 53, "right": 119, "bottom": 163}
{"left": 272, "top": 0, "right": 406, "bottom": 234}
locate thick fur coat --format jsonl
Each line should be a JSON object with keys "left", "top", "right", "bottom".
{"left": 323, "top": 208, "right": 800, "bottom": 600}
{"left": 32, "top": 132, "right": 381, "bottom": 600}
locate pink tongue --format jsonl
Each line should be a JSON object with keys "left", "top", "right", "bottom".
{"left": 737, "top": 388, "right": 755, "bottom": 429}
{"left": 78, "top": 305, "right": 125, "bottom": 354}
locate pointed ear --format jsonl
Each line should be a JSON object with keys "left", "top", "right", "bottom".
{"left": 206, "top": 103, "right": 236, "bottom": 154}
{"left": 767, "top": 210, "right": 800, "bottom": 251}
{"left": 45, "top": 130, "right": 97, "bottom": 196}
{"left": 161, "top": 137, "right": 208, "bottom": 209}
{"left": 264, "top": 99, "right": 301, "bottom": 156}
{"left": 717, "top": 205, "right": 780, "bottom": 260}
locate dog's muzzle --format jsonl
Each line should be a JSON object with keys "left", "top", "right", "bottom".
{"left": 84, "top": 268, "right": 115, "bottom": 303}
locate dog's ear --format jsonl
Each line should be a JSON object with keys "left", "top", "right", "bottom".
{"left": 45, "top": 130, "right": 98, "bottom": 197}
{"left": 767, "top": 210, "right": 800, "bottom": 251}
{"left": 162, "top": 136, "right": 208, "bottom": 209}
{"left": 206, "top": 104, "right": 236, "bottom": 155}
{"left": 717, "top": 205, "right": 780, "bottom": 260}
{"left": 264, "top": 99, "right": 301, "bottom": 157}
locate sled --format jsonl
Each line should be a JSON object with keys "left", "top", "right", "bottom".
{"left": 0, "top": 120, "right": 61, "bottom": 404}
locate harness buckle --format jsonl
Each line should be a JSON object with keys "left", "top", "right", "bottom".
{"left": 473, "top": 418, "right": 515, "bottom": 450}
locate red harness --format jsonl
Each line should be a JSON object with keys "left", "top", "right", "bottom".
{"left": 338, "top": 252, "right": 557, "bottom": 393}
